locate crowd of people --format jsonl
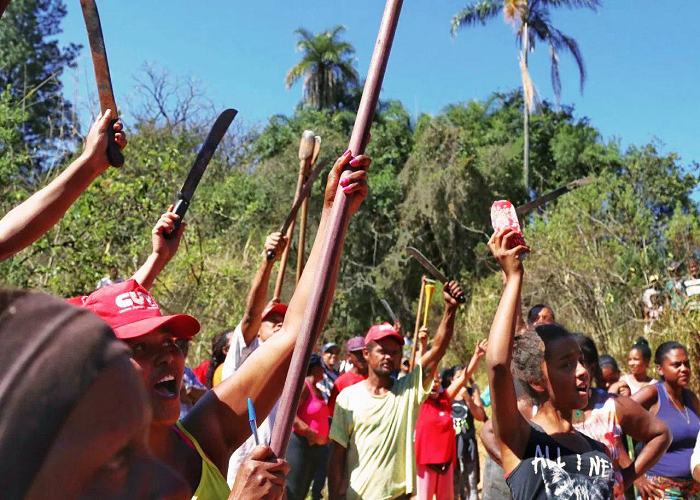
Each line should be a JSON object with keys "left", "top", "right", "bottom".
{"left": 2, "top": 112, "right": 700, "bottom": 500}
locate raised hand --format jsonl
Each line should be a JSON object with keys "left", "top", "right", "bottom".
{"left": 152, "top": 208, "right": 185, "bottom": 262}
{"left": 324, "top": 150, "right": 371, "bottom": 216}
{"left": 263, "top": 232, "right": 287, "bottom": 263}
{"left": 442, "top": 280, "right": 464, "bottom": 308}
{"left": 229, "top": 445, "right": 289, "bottom": 499}
{"left": 82, "top": 109, "right": 127, "bottom": 172}
{"left": 474, "top": 339, "right": 488, "bottom": 359}
{"left": 487, "top": 228, "right": 530, "bottom": 279}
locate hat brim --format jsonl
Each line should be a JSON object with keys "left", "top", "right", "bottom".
{"left": 113, "top": 314, "right": 200, "bottom": 340}
{"left": 366, "top": 331, "right": 405, "bottom": 346}
{"left": 262, "top": 304, "right": 288, "bottom": 321}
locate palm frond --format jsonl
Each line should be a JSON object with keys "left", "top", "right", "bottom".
{"left": 549, "top": 44, "right": 562, "bottom": 103}
{"left": 451, "top": 0, "right": 503, "bottom": 35}
{"left": 549, "top": 27, "right": 586, "bottom": 92}
{"left": 285, "top": 60, "right": 310, "bottom": 89}
{"left": 537, "top": 0, "right": 601, "bottom": 11}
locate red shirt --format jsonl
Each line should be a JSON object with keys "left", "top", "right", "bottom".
{"left": 192, "top": 360, "right": 210, "bottom": 386}
{"left": 328, "top": 370, "right": 366, "bottom": 415}
{"left": 415, "top": 392, "right": 456, "bottom": 465}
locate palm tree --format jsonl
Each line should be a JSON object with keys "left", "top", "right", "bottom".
{"left": 286, "top": 26, "right": 359, "bottom": 110}
{"left": 451, "top": 0, "right": 600, "bottom": 194}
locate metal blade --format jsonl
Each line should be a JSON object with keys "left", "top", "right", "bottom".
{"left": 380, "top": 299, "right": 398, "bottom": 324}
{"left": 80, "top": 0, "right": 117, "bottom": 115}
{"left": 279, "top": 159, "right": 327, "bottom": 234}
{"left": 178, "top": 109, "right": 237, "bottom": 201}
{"left": 516, "top": 177, "right": 596, "bottom": 217}
{"left": 406, "top": 246, "right": 448, "bottom": 283}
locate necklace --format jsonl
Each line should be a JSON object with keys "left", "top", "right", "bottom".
{"left": 669, "top": 393, "right": 691, "bottom": 424}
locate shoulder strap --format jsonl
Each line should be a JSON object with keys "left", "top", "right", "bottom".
{"left": 174, "top": 421, "right": 215, "bottom": 464}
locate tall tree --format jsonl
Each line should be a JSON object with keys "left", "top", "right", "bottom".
{"left": 0, "top": 0, "right": 80, "bottom": 169}
{"left": 285, "top": 25, "right": 358, "bottom": 110}
{"left": 451, "top": 0, "right": 600, "bottom": 194}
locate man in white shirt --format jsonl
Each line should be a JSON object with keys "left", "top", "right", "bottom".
{"left": 220, "top": 232, "right": 287, "bottom": 487}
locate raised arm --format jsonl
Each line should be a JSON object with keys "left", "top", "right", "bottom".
{"left": 613, "top": 395, "right": 670, "bottom": 495}
{"left": 446, "top": 339, "right": 487, "bottom": 401}
{"left": 187, "top": 151, "right": 370, "bottom": 468}
{"left": 420, "top": 280, "right": 462, "bottom": 386}
{"left": 0, "top": 110, "right": 126, "bottom": 261}
{"left": 131, "top": 208, "right": 185, "bottom": 290}
{"left": 239, "top": 232, "right": 287, "bottom": 345}
{"left": 485, "top": 228, "right": 531, "bottom": 475}
{"left": 467, "top": 383, "right": 486, "bottom": 422}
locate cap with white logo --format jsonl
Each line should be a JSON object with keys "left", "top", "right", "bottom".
{"left": 67, "top": 279, "right": 200, "bottom": 340}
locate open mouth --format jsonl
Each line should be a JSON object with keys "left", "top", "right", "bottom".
{"left": 576, "top": 384, "right": 589, "bottom": 396}
{"left": 153, "top": 374, "right": 178, "bottom": 399}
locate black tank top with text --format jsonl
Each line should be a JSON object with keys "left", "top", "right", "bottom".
{"left": 505, "top": 423, "right": 615, "bottom": 500}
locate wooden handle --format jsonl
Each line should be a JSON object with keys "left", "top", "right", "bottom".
{"left": 270, "top": 0, "right": 404, "bottom": 458}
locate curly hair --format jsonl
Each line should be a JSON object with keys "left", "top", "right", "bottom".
{"left": 206, "top": 330, "right": 233, "bottom": 388}
{"left": 511, "top": 323, "right": 573, "bottom": 401}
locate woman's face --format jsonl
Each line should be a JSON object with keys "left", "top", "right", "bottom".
{"left": 659, "top": 348, "right": 691, "bottom": 387}
{"left": 429, "top": 374, "right": 441, "bottom": 400}
{"left": 126, "top": 329, "right": 185, "bottom": 426}
{"left": 627, "top": 348, "right": 649, "bottom": 376}
{"left": 601, "top": 365, "right": 620, "bottom": 389}
{"left": 534, "top": 307, "right": 555, "bottom": 326}
{"left": 27, "top": 356, "right": 188, "bottom": 499}
{"left": 542, "top": 337, "right": 590, "bottom": 411}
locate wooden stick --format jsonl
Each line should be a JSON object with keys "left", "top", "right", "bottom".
{"left": 273, "top": 131, "right": 316, "bottom": 300}
{"left": 410, "top": 276, "right": 427, "bottom": 370}
{"left": 295, "top": 136, "right": 321, "bottom": 284}
{"left": 270, "top": 0, "right": 404, "bottom": 457}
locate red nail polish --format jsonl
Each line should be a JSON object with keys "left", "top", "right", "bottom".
{"left": 349, "top": 158, "right": 360, "bottom": 167}
{"left": 340, "top": 177, "right": 349, "bottom": 187}
{"left": 343, "top": 186, "right": 352, "bottom": 194}
{"left": 344, "top": 149, "right": 352, "bottom": 157}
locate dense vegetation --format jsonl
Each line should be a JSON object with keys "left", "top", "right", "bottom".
{"left": 1, "top": 0, "right": 698, "bottom": 377}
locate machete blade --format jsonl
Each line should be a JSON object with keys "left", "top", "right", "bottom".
{"left": 80, "top": 0, "right": 123, "bottom": 167}
{"left": 380, "top": 299, "right": 398, "bottom": 324}
{"left": 516, "top": 177, "right": 597, "bottom": 217}
{"left": 165, "top": 109, "right": 237, "bottom": 239}
{"left": 406, "top": 246, "right": 466, "bottom": 304}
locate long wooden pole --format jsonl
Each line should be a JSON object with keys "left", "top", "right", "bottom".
{"left": 295, "top": 136, "right": 321, "bottom": 284}
{"left": 0, "top": 0, "right": 12, "bottom": 19}
{"left": 409, "top": 276, "right": 427, "bottom": 370}
{"left": 273, "top": 130, "right": 316, "bottom": 301}
{"left": 271, "top": 0, "right": 404, "bottom": 457}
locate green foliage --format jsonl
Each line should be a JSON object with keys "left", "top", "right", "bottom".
{"left": 2, "top": 88, "right": 699, "bottom": 373}
{"left": 0, "top": 0, "right": 80, "bottom": 168}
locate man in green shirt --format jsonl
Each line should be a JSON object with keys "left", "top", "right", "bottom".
{"left": 328, "top": 281, "right": 463, "bottom": 500}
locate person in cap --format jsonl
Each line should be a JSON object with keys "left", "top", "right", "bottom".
{"left": 71, "top": 150, "right": 371, "bottom": 499}
{"left": 329, "top": 280, "right": 464, "bottom": 500}
{"left": 286, "top": 353, "right": 331, "bottom": 500}
{"left": 0, "top": 110, "right": 126, "bottom": 262}
{"left": 318, "top": 342, "right": 341, "bottom": 402}
{"left": 219, "top": 231, "right": 288, "bottom": 487}
{"left": 0, "top": 289, "right": 188, "bottom": 499}
{"left": 328, "top": 337, "right": 368, "bottom": 415}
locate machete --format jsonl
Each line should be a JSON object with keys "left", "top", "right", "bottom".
{"left": 406, "top": 246, "right": 466, "bottom": 304}
{"left": 79, "top": 0, "right": 124, "bottom": 167}
{"left": 380, "top": 299, "right": 398, "bottom": 324}
{"left": 164, "top": 109, "right": 237, "bottom": 239}
{"left": 516, "top": 177, "right": 596, "bottom": 217}
{"left": 266, "top": 159, "right": 327, "bottom": 260}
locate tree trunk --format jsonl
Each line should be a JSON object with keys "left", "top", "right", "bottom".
{"left": 522, "top": 22, "right": 530, "bottom": 197}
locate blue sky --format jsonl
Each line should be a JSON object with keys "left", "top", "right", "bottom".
{"left": 57, "top": 1, "right": 699, "bottom": 166}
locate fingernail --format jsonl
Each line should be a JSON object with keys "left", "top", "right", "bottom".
{"left": 340, "top": 177, "right": 349, "bottom": 187}
{"left": 343, "top": 149, "right": 352, "bottom": 157}
{"left": 349, "top": 158, "right": 360, "bottom": 167}
{"left": 343, "top": 186, "right": 352, "bottom": 194}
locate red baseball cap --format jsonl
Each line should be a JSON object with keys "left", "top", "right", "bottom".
{"left": 67, "top": 279, "right": 200, "bottom": 340}
{"left": 365, "top": 322, "right": 404, "bottom": 346}
{"left": 262, "top": 303, "right": 288, "bottom": 322}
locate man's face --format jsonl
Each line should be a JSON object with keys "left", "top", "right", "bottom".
{"left": 690, "top": 261, "right": 699, "bottom": 278}
{"left": 109, "top": 267, "right": 118, "bottom": 280}
{"left": 534, "top": 307, "right": 555, "bottom": 326}
{"left": 323, "top": 347, "right": 340, "bottom": 369}
{"left": 259, "top": 312, "right": 284, "bottom": 342}
{"left": 364, "top": 338, "right": 402, "bottom": 377}
{"left": 348, "top": 350, "right": 367, "bottom": 372}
